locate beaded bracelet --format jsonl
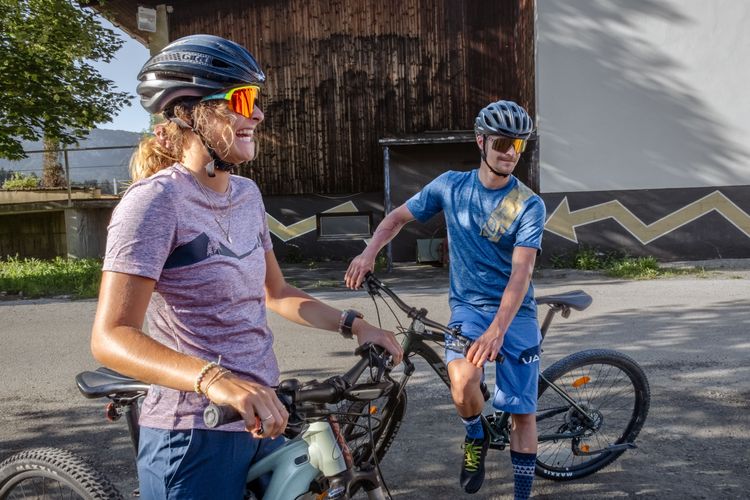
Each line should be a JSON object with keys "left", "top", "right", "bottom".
{"left": 202, "top": 367, "right": 230, "bottom": 396}
{"left": 194, "top": 361, "right": 219, "bottom": 395}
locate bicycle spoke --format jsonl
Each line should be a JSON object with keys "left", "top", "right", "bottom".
{"left": 536, "top": 352, "right": 649, "bottom": 476}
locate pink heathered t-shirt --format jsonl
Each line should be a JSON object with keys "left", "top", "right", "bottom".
{"left": 103, "top": 163, "right": 279, "bottom": 431}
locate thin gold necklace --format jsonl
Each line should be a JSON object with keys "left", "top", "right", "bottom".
{"left": 188, "top": 169, "right": 233, "bottom": 244}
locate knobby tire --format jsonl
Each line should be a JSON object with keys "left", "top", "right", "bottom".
{"left": 0, "top": 447, "right": 123, "bottom": 500}
{"left": 534, "top": 349, "right": 650, "bottom": 480}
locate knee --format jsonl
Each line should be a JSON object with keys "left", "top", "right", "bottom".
{"left": 448, "top": 363, "right": 481, "bottom": 396}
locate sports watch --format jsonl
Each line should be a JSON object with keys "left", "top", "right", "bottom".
{"left": 338, "top": 309, "right": 363, "bottom": 339}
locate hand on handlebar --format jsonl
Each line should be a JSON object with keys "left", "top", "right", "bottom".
{"left": 344, "top": 252, "right": 377, "bottom": 290}
{"left": 204, "top": 373, "right": 289, "bottom": 438}
{"left": 352, "top": 318, "right": 404, "bottom": 366}
{"left": 465, "top": 331, "right": 505, "bottom": 368}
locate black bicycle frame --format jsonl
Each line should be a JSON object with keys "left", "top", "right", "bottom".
{"left": 365, "top": 274, "right": 599, "bottom": 447}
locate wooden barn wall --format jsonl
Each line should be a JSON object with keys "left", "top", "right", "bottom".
{"left": 162, "top": 0, "right": 535, "bottom": 195}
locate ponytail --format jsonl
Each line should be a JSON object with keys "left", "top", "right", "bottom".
{"left": 129, "top": 101, "right": 196, "bottom": 181}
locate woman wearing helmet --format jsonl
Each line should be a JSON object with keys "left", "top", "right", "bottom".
{"left": 91, "top": 35, "right": 402, "bottom": 499}
{"left": 345, "top": 100, "right": 545, "bottom": 498}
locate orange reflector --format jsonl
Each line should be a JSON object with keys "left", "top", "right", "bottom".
{"left": 572, "top": 376, "right": 591, "bottom": 388}
{"left": 369, "top": 406, "right": 378, "bottom": 415}
{"left": 580, "top": 444, "right": 590, "bottom": 452}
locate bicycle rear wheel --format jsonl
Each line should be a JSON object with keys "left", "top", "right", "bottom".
{"left": 0, "top": 447, "right": 123, "bottom": 499}
{"left": 535, "top": 349, "right": 650, "bottom": 481}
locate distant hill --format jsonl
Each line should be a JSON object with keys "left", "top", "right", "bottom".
{"left": 0, "top": 129, "right": 142, "bottom": 187}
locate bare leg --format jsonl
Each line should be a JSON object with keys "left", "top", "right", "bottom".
{"left": 510, "top": 413, "right": 536, "bottom": 453}
{"left": 447, "top": 358, "right": 484, "bottom": 417}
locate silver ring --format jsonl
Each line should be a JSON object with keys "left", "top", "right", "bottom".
{"left": 262, "top": 415, "right": 273, "bottom": 421}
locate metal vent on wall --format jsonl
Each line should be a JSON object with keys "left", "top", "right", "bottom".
{"left": 316, "top": 212, "right": 372, "bottom": 241}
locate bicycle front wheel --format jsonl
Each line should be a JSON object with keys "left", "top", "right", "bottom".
{"left": 0, "top": 447, "right": 123, "bottom": 499}
{"left": 340, "top": 388, "right": 407, "bottom": 468}
{"left": 535, "top": 349, "right": 650, "bottom": 481}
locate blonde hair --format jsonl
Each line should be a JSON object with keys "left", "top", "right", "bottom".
{"left": 129, "top": 101, "right": 247, "bottom": 181}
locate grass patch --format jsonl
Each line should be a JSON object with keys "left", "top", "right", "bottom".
{"left": 549, "top": 247, "right": 705, "bottom": 280}
{"left": 0, "top": 256, "right": 102, "bottom": 299}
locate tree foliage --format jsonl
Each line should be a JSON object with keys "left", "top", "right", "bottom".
{"left": 0, "top": 0, "right": 131, "bottom": 160}
{"left": 2, "top": 171, "right": 39, "bottom": 189}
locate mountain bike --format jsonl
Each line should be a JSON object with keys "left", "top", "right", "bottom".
{"left": 338, "top": 273, "right": 651, "bottom": 482}
{"left": 0, "top": 343, "right": 397, "bottom": 500}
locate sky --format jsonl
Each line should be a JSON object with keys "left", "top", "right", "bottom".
{"left": 92, "top": 17, "right": 151, "bottom": 133}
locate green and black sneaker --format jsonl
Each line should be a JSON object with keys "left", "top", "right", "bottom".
{"left": 460, "top": 434, "right": 489, "bottom": 494}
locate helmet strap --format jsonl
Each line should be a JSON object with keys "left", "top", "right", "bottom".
{"left": 167, "top": 112, "right": 237, "bottom": 177}
{"left": 201, "top": 145, "right": 236, "bottom": 177}
{"left": 480, "top": 135, "right": 509, "bottom": 178}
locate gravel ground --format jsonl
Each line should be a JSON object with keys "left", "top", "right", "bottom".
{"left": 0, "top": 260, "right": 748, "bottom": 499}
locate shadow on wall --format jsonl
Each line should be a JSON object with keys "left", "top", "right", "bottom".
{"left": 539, "top": 0, "right": 749, "bottom": 192}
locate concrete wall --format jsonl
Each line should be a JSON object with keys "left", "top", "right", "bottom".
{"left": 536, "top": 0, "right": 750, "bottom": 260}
{"left": 0, "top": 189, "right": 104, "bottom": 204}
{"left": 537, "top": 0, "right": 750, "bottom": 193}
{"left": 0, "top": 211, "right": 66, "bottom": 259}
{"left": 64, "top": 207, "right": 113, "bottom": 259}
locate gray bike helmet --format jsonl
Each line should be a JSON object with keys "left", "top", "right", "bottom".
{"left": 136, "top": 34, "right": 266, "bottom": 114}
{"left": 474, "top": 100, "right": 533, "bottom": 139}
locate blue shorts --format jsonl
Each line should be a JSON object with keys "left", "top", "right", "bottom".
{"left": 446, "top": 305, "right": 541, "bottom": 414}
{"left": 137, "top": 427, "right": 284, "bottom": 500}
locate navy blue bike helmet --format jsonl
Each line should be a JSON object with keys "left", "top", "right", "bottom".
{"left": 136, "top": 34, "right": 265, "bottom": 114}
{"left": 474, "top": 100, "right": 533, "bottom": 139}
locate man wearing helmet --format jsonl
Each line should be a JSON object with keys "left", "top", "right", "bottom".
{"left": 91, "top": 35, "right": 403, "bottom": 499}
{"left": 346, "top": 100, "right": 545, "bottom": 498}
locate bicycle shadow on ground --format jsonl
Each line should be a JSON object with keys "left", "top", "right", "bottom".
{"left": 0, "top": 397, "right": 140, "bottom": 496}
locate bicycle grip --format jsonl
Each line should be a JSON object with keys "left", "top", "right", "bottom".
{"left": 204, "top": 403, "right": 242, "bottom": 428}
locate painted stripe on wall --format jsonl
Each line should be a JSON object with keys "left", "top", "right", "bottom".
{"left": 544, "top": 190, "right": 750, "bottom": 244}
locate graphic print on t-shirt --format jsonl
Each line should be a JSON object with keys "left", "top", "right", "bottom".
{"left": 480, "top": 182, "right": 536, "bottom": 242}
{"left": 164, "top": 232, "right": 263, "bottom": 269}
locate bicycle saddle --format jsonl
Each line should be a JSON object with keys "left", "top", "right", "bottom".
{"left": 535, "top": 290, "right": 592, "bottom": 311}
{"left": 76, "top": 367, "right": 150, "bottom": 399}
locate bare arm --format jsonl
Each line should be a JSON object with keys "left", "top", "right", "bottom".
{"left": 466, "top": 246, "right": 538, "bottom": 367}
{"left": 265, "top": 251, "right": 403, "bottom": 364}
{"left": 91, "top": 271, "right": 288, "bottom": 437}
{"left": 345, "top": 203, "right": 416, "bottom": 289}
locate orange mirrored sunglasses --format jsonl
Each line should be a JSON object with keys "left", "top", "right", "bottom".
{"left": 489, "top": 135, "right": 528, "bottom": 154}
{"left": 201, "top": 85, "right": 261, "bottom": 118}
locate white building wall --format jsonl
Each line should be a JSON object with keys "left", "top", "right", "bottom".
{"left": 537, "top": 0, "right": 750, "bottom": 193}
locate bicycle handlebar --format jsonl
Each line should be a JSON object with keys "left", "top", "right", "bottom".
{"left": 204, "top": 343, "right": 393, "bottom": 430}
{"left": 363, "top": 272, "right": 475, "bottom": 354}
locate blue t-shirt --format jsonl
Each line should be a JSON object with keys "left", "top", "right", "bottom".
{"left": 406, "top": 170, "right": 546, "bottom": 317}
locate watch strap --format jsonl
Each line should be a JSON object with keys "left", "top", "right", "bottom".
{"left": 339, "top": 309, "right": 363, "bottom": 339}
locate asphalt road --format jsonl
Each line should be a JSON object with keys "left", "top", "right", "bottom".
{"left": 1, "top": 263, "right": 748, "bottom": 499}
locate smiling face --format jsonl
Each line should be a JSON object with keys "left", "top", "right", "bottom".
{"left": 225, "top": 103, "right": 264, "bottom": 163}
{"left": 197, "top": 100, "right": 265, "bottom": 164}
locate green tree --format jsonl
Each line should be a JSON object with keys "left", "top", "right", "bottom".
{"left": 0, "top": 0, "right": 131, "bottom": 161}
